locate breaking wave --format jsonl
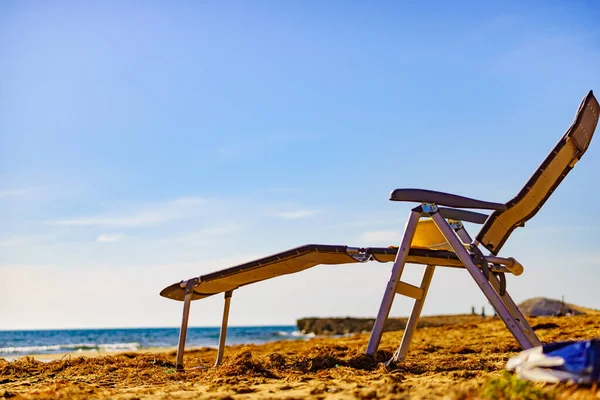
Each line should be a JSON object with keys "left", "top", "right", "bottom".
{"left": 0, "top": 342, "right": 141, "bottom": 355}
{"left": 275, "top": 330, "right": 314, "bottom": 338}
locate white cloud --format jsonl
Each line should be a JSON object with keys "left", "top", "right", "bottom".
{"left": 0, "top": 236, "right": 29, "bottom": 247}
{"left": 272, "top": 209, "right": 320, "bottom": 219}
{"left": 360, "top": 230, "right": 401, "bottom": 244}
{"left": 200, "top": 225, "right": 239, "bottom": 235}
{"left": 54, "top": 197, "right": 207, "bottom": 227}
{"left": 96, "top": 233, "right": 125, "bottom": 243}
{"left": 331, "top": 215, "right": 404, "bottom": 229}
{"left": 169, "top": 224, "right": 240, "bottom": 246}
{"left": 58, "top": 213, "right": 167, "bottom": 227}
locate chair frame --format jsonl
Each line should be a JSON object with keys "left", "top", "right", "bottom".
{"left": 174, "top": 280, "right": 235, "bottom": 370}
{"left": 165, "top": 90, "right": 598, "bottom": 370}
{"left": 365, "top": 203, "right": 541, "bottom": 364}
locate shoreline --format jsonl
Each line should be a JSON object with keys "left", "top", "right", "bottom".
{"left": 1, "top": 345, "right": 188, "bottom": 362}
{"left": 0, "top": 313, "right": 552, "bottom": 362}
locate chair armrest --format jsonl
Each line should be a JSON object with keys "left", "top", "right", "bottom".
{"left": 437, "top": 207, "right": 489, "bottom": 224}
{"left": 390, "top": 189, "right": 507, "bottom": 211}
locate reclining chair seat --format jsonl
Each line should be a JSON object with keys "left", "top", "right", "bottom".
{"left": 160, "top": 242, "right": 464, "bottom": 302}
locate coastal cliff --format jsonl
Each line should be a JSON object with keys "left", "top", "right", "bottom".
{"left": 297, "top": 298, "right": 600, "bottom": 335}
{"left": 296, "top": 314, "right": 481, "bottom": 335}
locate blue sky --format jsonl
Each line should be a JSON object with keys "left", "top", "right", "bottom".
{"left": 1, "top": 1, "right": 599, "bottom": 330}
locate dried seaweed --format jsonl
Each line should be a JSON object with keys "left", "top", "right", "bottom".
{"left": 0, "top": 314, "right": 599, "bottom": 399}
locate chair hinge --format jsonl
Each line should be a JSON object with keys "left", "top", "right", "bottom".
{"left": 421, "top": 202, "right": 438, "bottom": 214}
{"left": 448, "top": 219, "right": 463, "bottom": 230}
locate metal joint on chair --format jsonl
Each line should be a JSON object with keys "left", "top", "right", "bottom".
{"left": 411, "top": 205, "right": 424, "bottom": 213}
{"left": 448, "top": 219, "right": 463, "bottom": 230}
{"left": 481, "top": 261, "right": 490, "bottom": 280}
{"left": 468, "top": 244, "right": 489, "bottom": 280}
{"left": 188, "top": 278, "right": 200, "bottom": 291}
{"left": 180, "top": 278, "right": 200, "bottom": 290}
{"left": 468, "top": 245, "right": 483, "bottom": 263}
{"left": 421, "top": 202, "right": 438, "bottom": 214}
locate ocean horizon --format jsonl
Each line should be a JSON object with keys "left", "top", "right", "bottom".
{"left": 0, "top": 325, "right": 312, "bottom": 360}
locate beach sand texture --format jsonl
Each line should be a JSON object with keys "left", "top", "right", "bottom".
{"left": 2, "top": 314, "right": 600, "bottom": 399}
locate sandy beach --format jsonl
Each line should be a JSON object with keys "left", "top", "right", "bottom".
{"left": 2, "top": 314, "right": 600, "bottom": 399}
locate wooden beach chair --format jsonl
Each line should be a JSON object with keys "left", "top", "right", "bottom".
{"left": 160, "top": 91, "right": 598, "bottom": 370}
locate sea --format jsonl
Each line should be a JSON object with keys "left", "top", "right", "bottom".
{"left": 0, "top": 326, "right": 311, "bottom": 360}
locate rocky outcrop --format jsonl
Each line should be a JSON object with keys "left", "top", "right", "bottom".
{"left": 297, "top": 298, "right": 599, "bottom": 335}
{"left": 517, "top": 297, "right": 598, "bottom": 317}
{"left": 297, "top": 317, "right": 396, "bottom": 335}
{"left": 296, "top": 314, "right": 483, "bottom": 335}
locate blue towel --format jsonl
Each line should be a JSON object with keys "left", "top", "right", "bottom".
{"left": 506, "top": 339, "right": 600, "bottom": 384}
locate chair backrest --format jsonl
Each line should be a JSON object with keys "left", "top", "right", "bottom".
{"left": 476, "top": 91, "right": 599, "bottom": 255}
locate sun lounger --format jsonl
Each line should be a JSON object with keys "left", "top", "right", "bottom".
{"left": 161, "top": 91, "right": 598, "bottom": 370}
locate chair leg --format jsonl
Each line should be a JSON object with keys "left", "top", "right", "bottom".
{"left": 366, "top": 208, "right": 421, "bottom": 355}
{"left": 176, "top": 279, "right": 197, "bottom": 371}
{"left": 430, "top": 211, "right": 538, "bottom": 349}
{"left": 214, "top": 290, "right": 233, "bottom": 367}
{"left": 388, "top": 264, "right": 436, "bottom": 364}
{"left": 455, "top": 227, "right": 541, "bottom": 347}
{"left": 487, "top": 273, "right": 541, "bottom": 347}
